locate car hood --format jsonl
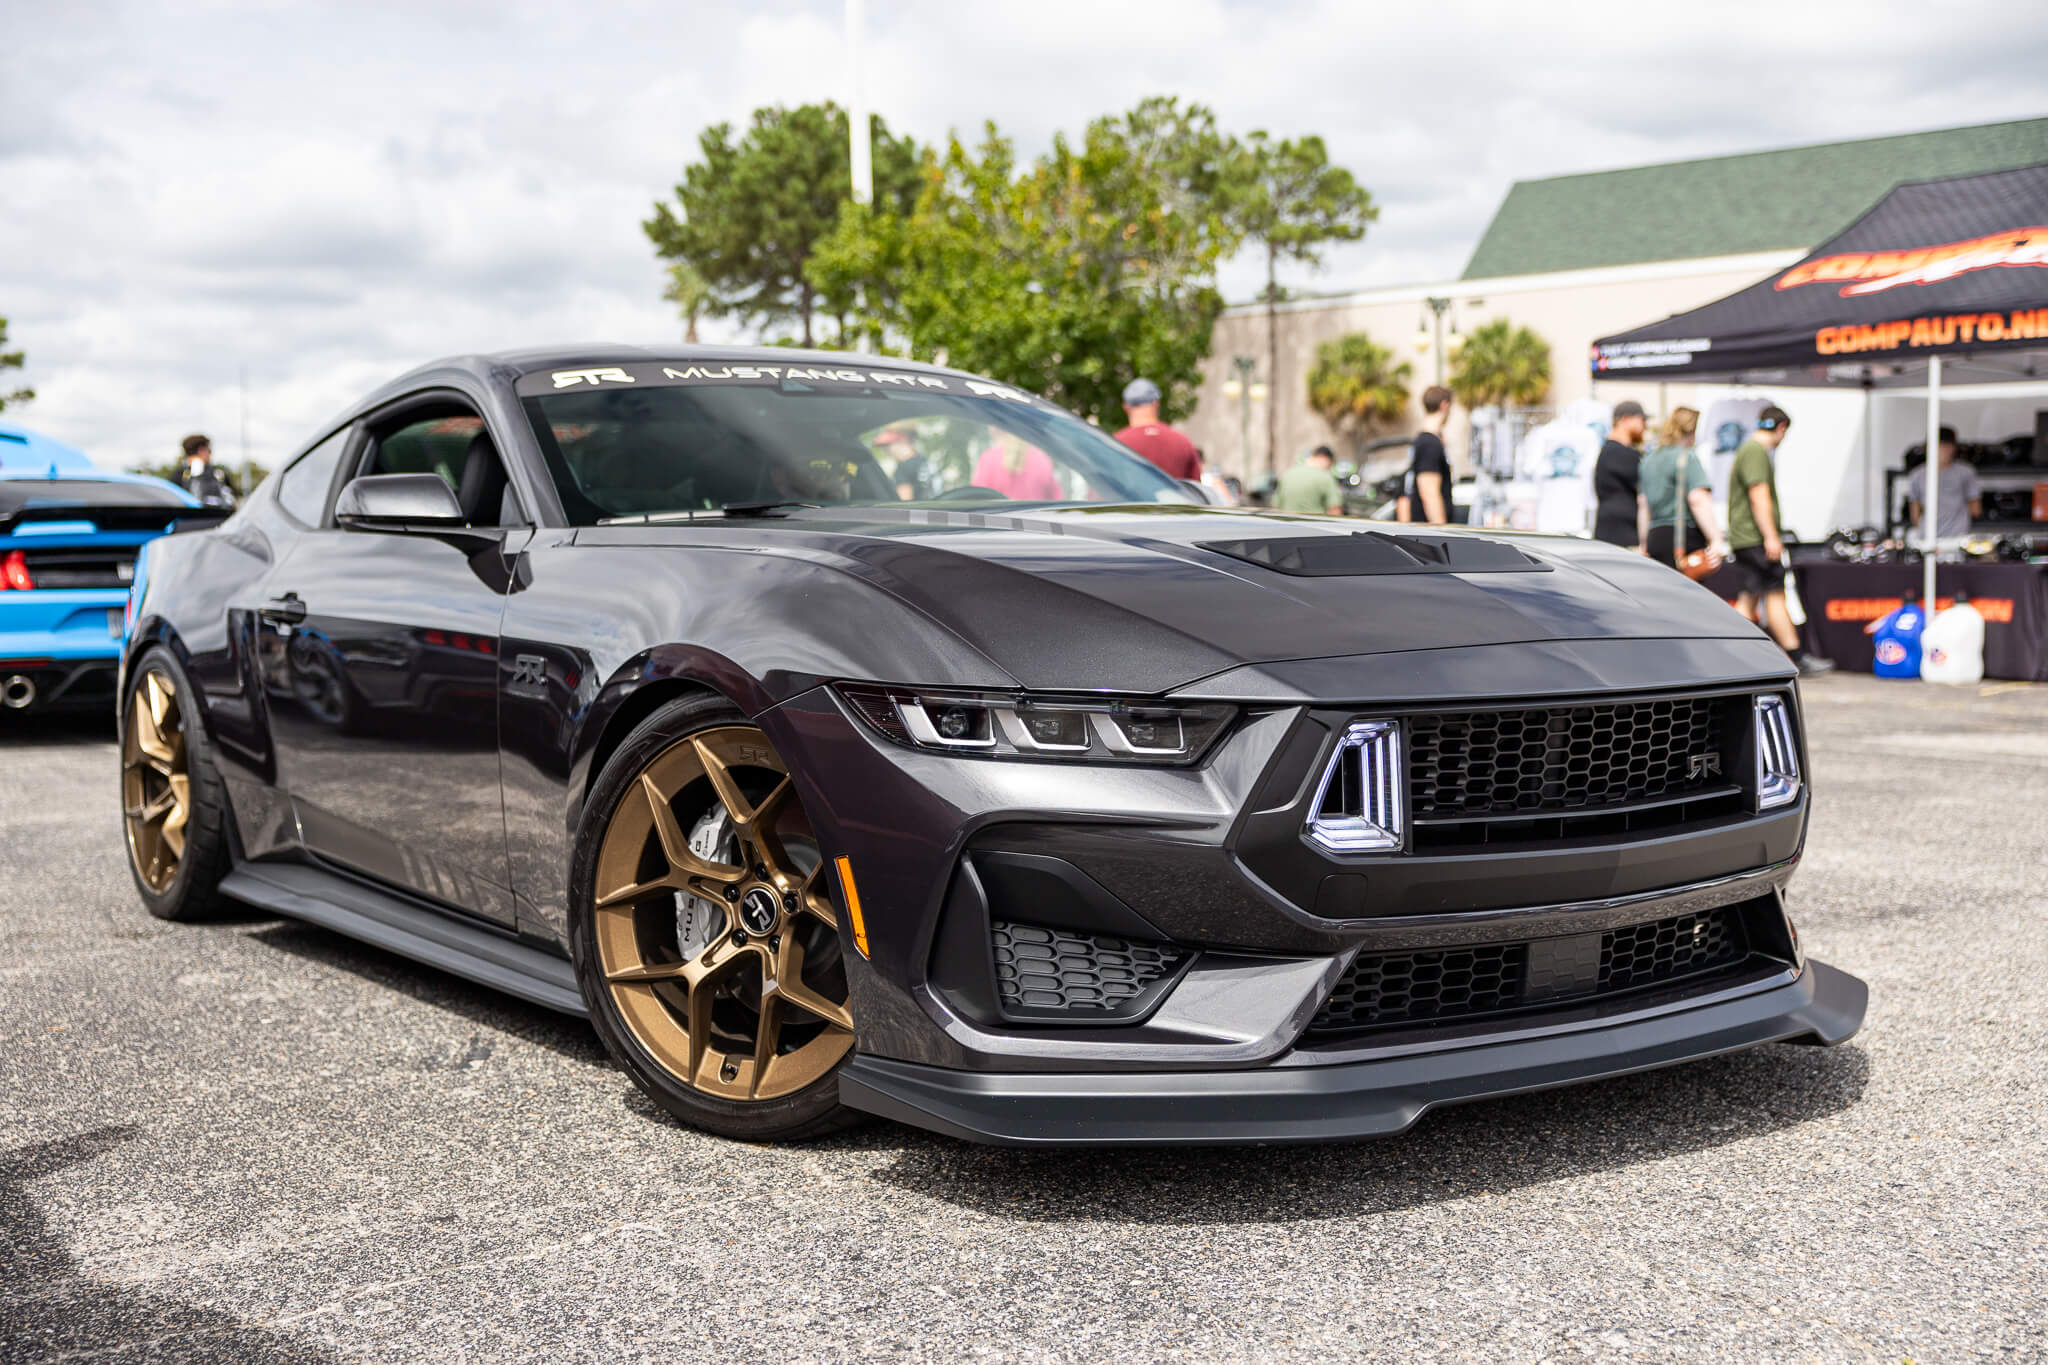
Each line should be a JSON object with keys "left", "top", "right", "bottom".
{"left": 584, "top": 504, "right": 1766, "bottom": 694}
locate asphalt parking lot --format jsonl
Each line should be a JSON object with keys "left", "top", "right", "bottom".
{"left": 3, "top": 674, "right": 2044, "bottom": 1364}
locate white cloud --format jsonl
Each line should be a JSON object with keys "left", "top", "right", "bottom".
{"left": 1, "top": 0, "right": 2043, "bottom": 466}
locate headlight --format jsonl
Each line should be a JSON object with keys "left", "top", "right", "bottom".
{"left": 1305, "top": 719, "right": 1403, "bottom": 852}
{"left": 1754, "top": 693, "right": 1800, "bottom": 809}
{"left": 835, "top": 684, "right": 1234, "bottom": 765}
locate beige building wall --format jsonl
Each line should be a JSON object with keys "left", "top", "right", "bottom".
{"left": 1183, "top": 250, "right": 1805, "bottom": 485}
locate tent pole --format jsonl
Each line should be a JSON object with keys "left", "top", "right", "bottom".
{"left": 1922, "top": 355, "right": 1941, "bottom": 612}
{"left": 1861, "top": 377, "right": 1873, "bottom": 529}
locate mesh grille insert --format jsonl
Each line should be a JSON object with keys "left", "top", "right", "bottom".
{"left": 1313, "top": 942, "right": 1529, "bottom": 1031}
{"left": 1311, "top": 905, "right": 1751, "bottom": 1035}
{"left": 1408, "top": 696, "right": 1731, "bottom": 819}
{"left": 1601, "top": 908, "right": 1741, "bottom": 990}
{"left": 990, "top": 921, "right": 1184, "bottom": 1015}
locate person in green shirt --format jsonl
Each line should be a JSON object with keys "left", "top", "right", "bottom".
{"left": 1634, "top": 406, "right": 1728, "bottom": 567}
{"left": 1271, "top": 445, "right": 1345, "bottom": 515}
{"left": 1726, "top": 406, "right": 1832, "bottom": 675}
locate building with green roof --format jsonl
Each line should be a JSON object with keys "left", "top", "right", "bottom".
{"left": 1462, "top": 118, "right": 2048, "bottom": 280}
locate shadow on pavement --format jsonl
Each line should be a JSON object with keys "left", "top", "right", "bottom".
{"left": 852, "top": 1042, "right": 1871, "bottom": 1225}
{"left": 0, "top": 1127, "right": 340, "bottom": 1363}
{"left": 0, "top": 710, "right": 118, "bottom": 745}
{"left": 247, "top": 919, "right": 608, "bottom": 1066}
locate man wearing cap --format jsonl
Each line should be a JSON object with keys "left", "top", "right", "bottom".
{"left": 1591, "top": 401, "right": 1646, "bottom": 549}
{"left": 1114, "top": 378, "right": 1202, "bottom": 481}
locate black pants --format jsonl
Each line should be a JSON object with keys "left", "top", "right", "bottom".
{"left": 1645, "top": 523, "right": 1707, "bottom": 567}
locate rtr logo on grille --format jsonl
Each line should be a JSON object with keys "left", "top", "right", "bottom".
{"left": 1688, "top": 753, "right": 1721, "bottom": 779}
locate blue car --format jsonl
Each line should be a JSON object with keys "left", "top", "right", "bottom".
{"left": 1, "top": 424, "right": 219, "bottom": 714}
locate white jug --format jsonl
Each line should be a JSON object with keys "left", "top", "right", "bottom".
{"left": 1920, "top": 597, "right": 1985, "bottom": 685}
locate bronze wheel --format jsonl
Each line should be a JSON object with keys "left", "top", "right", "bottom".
{"left": 123, "top": 667, "right": 192, "bottom": 894}
{"left": 119, "top": 647, "right": 232, "bottom": 921}
{"left": 590, "top": 723, "right": 854, "bottom": 1105}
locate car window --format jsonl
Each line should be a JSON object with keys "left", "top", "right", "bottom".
{"left": 276, "top": 429, "right": 351, "bottom": 525}
{"left": 515, "top": 370, "right": 1189, "bottom": 524}
{"left": 369, "top": 415, "right": 483, "bottom": 491}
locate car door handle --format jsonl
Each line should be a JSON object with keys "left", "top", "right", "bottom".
{"left": 260, "top": 594, "right": 307, "bottom": 624}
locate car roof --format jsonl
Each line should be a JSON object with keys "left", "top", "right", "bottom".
{"left": 376, "top": 343, "right": 985, "bottom": 396}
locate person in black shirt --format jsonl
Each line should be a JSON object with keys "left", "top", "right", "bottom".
{"left": 1399, "top": 386, "right": 1453, "bottom": 523}
{"left": 1591, "top": 400, "right": 1646, "bottom": 549}
{"left": 175, "top": 433, "right": 237, "bottom": 509}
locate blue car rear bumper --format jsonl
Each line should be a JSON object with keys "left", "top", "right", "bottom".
{"left": 1, "top": 589, "right": 128, "bottom": 710}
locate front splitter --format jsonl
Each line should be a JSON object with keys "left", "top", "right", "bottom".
{"left": 836, "top": 959, "right": 1867, "bottom": 1147}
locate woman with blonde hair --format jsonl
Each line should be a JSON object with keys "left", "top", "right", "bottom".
{"left": 1636, "top": 406, "right": 1729, "bottom": 571}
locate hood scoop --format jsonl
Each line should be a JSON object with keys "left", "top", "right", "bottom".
{"left": 1200, "top": 530, "right": 1551, "bottom": 578}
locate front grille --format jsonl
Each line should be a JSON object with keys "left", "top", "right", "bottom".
{"left": 1310, "top": 905, "right": 1751, "bottom": 1035}
{"left": 1408, "top": 696, "right": 1732, "bottom": 819}
{"left": 989, "top": 920, "right": 1184, "bottom": 1016}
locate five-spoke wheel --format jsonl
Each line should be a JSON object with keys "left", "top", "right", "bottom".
{"left": 122, "top": 668, "right": 192, "bottom": 894}
{"left": 578, "top": 704, "right": 857, "bottom": 1137}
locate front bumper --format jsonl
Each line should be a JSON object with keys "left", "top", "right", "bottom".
{"left": 837, "top": 959, "right": 1867, "bottom": 1146}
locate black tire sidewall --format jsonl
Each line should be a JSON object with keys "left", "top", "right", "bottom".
{"left": 121, "top": 644, "right": 231, "bottom": 920}
{"left": 568, "top": 692, "right": 852, "bottom": 1141}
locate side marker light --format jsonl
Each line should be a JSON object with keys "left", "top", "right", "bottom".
{"left": 835, "top": 855, "right": 869, "bottom": 959}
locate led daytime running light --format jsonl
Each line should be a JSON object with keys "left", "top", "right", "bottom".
{"left": 835, "top": 684, "right": 1233, "bottom": 766}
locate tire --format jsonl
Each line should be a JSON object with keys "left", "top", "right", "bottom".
{"left": 121, "top": 644, "right": 235, "bottom": 921}
{"left": 569, "top": 693, "right": 861, "bottom": 1142}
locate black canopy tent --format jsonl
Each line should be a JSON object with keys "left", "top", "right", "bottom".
{"left": 1592, "top": 161, "right": 2048, "bottom": 612}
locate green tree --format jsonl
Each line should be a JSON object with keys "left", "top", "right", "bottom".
{"left": 0, "top": 316, "right": 32, "bottom": 411}
{"left": 1234, "top": 135, "right": 1377, "bottom": 473}
{"left": 1306, "top": 332, "right": 1412, "bottom": 456}
{"left": 809, "top": 98, "right": 1244, "bottom": 426}
{"left": 643, "top": 103, "right": 923, "bottom": 347}
{"left": 1448, "top": 319, "right": 1553, "bottom": 409}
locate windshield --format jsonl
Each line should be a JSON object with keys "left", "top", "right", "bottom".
{"left": 514, "top": 362, "right": 1192, "bottom": 523}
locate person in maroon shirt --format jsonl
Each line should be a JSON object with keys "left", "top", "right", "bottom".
{"left": 1113, "top": 378, "right": 1202, "bottom": 481}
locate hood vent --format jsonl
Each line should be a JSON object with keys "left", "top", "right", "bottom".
{"left": 1199, "top": 531, "right": 1550, "bottom": 577}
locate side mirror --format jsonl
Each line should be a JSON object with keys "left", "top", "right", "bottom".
{"left": 334, "top": 474, "right": 466, "bottom": 530}
{"left": 1178, "top": 478, "right": 1225, "bottom": 507}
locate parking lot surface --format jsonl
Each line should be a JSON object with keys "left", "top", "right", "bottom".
{"left": 3, "top": 674, "right": 2044, "bottom": 1364}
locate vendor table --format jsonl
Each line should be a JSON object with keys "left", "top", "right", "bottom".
{"left": 1791, "top": 561, "right": 2048, "bottom": 682}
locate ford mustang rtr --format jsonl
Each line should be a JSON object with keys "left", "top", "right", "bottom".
{"left": 118, "top": 346, "right": 1866, "bottom": 1144}
{"left": 1, "top": 442, "right": 217, "bottom": 714}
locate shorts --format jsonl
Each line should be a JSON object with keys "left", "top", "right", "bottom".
{"left": 1731, "top": 544, "right": 1787, "bottom": 595}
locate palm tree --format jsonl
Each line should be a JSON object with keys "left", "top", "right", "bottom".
{"left": 1448, "top": 319, "right": 1551, "bottom": 409}
{"left": 1306, "top": 332, "right": 1412, "bottom": 455}
{"left": 663, "top": 263, "right": 712, "bottom": 344}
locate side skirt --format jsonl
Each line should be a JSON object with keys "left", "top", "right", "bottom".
{"left": 220, "top": 862, "right": 588, "bottom": 1018}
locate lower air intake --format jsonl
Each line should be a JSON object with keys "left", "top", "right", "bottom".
{"left": 990, "top": 921, "right": 1184, "bottom": 1016}
{"left": 1311, "top": 905, "right": 1751, "bottom": 1035}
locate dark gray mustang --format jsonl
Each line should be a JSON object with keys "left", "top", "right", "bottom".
{"left": 117, "top": 346, "right": 1864, "bottom": 1145}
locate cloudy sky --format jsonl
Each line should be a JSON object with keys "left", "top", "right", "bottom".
{"left": 3, "top": 0, "right": 2044, "bottom": 469}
